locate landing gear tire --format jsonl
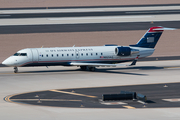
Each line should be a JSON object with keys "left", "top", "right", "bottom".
{"left": 14, "top": 67, "right": 18, "bottom": 73}
{"left": 88, "top": 67, "right": 96, "bottom": 72}
{"left": 80, "top": 66, "right": 87, "bottom": 71}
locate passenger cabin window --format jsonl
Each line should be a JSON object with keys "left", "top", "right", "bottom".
{"left": 42, "top": 55, "right": 43, "bottom": 57}
{"left": 96, "top": 53, "right": 98, "bottom": 55}
{"left": 62, "top": 54, "right": 64, "bottom": 57}
{"left": 52, "top": 54, "right": 53, "bottom": 57}
{"left": 13, "top": 53, "right": 27, "bottom": 56}
{"left": 72, "top": 54, "right": 74, "bottom": 56}
{"left": 101, "top": 53, "right": 103, "bottom": 55}
{"left": 57, "top": 54, "right": 58, "bottom": 57}
{"left": 81, "top": 53, "right": 83, "bottom": 56}
{"left": 86, "top": 53, "right": 88, "bottom": 56}
{"left": 46, "top": 54, "right": 48, "bottom": 57}
{"left": 91, "top": 53, "right": 93, "bottom": 56}
{"left": 67, "top": 54, "right": 69, "bottom": 56}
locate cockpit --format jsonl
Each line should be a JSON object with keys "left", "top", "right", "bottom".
{"left": 13, "top": 53, "right": 27, "bottom": 56}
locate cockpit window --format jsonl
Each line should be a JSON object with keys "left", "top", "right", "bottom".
{"left": 21, "top": 53, "right": 27, "bottom": 56}
{"left": 13, "top": 53, "right": 27, "bottom": 56}
{"left": 14, "top": 53, "right": 20, "bottom": 56}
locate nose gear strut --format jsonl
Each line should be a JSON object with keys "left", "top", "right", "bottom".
{"left": 14, "top": 67, "right": 18, "bottom": 73}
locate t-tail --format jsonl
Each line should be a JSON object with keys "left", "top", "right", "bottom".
{"left": 130, "top": 26, "right": 176, "bottom": 48}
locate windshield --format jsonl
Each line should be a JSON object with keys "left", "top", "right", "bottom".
{"left": 13, "top": 53, "right": 27, "bottom": 56}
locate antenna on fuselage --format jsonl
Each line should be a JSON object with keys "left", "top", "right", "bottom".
{"left": 41, "top": 46, "right": 44, "bottom": 48}
{"left": 73, "top": 45, "right": 75, "bottom": 47}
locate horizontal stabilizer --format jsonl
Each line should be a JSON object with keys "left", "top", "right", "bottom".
{"left": 130, "top": 55, "right": 139, "bottom": 66}
{"left": 130, "top": 60, "right": 137, "bottom": 66}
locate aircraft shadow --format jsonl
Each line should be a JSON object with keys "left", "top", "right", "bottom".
{"left": 94, "top": 68, "right": 147, "bottom": 76}
{"left": 98, "top": 66, "right": 165, "bottom": 71}
{"left": 18, "top": 66, "right": 165, "bottom": 76}
{"left": 19, "top": 65, "right": 179, "bottom": 76}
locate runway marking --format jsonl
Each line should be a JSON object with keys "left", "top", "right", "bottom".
{"left": 123, "top": 106, "right": 136, "bottom": 109}
{"left": 162, "top": 98, "right": 180, "bottom": 102}
{"left": 50, "top": 89, "right": 97, "bottom": 98}
{"left": 48, "top": 16, "right": 152, "bottom": 21}
{"left": 137, "top": 100, "right": 147, "bottom": 105}
{"left": 101, "top": 102, "right": 127, "bottom": 105}
{"left": 10, "top": 99, "right": 82, "bottom": 102}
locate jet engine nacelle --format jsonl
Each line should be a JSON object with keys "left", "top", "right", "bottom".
{"left": 115, "top": 47, "right": 139, "bottom": 56}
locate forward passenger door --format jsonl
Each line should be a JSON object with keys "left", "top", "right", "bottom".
{"left": 31, "top": 49, "right": 39, "bottom": 62}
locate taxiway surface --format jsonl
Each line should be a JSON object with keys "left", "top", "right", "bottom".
{"left": 1, "top": 3, "right": 180, "bottom": 120}
{"left": 1, "top": 60, "right": 180, "bottom": 119}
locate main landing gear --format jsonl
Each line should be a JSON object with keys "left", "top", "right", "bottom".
{"left": 80, "top": 66, "right": 96, "bottom": 71}
{"left": 88, "top": 67, "right": 95, "bottom": 71}
{"left": 14, "top": 67, "right": 18, "bottom": 73}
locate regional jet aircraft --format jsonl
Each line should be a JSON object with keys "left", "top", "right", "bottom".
{"left": 2, "top": 26, "right": 175, "bottom": 73}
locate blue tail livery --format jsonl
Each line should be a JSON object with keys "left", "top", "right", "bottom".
{"left": 130, "top": 26, "right": 176, "bottom": 48}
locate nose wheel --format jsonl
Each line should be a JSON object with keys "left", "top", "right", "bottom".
{"left": 14, "top": 67, "right": 18, "bottom": 73}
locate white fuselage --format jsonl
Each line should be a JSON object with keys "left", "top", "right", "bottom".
{"left": 2, "top": 45, "right": 154, "bottom": 67}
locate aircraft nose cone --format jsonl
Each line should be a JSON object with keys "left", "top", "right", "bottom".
{"left": 2, "top": 58, "right": 13, "bottom": 66}
{"left": 2, "top": 59, "right": 9, "bottom": 65}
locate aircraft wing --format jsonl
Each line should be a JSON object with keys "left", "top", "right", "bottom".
{"left": 70, "top": 56, "right": 139, "bottom": 67}
{"left": 70, "top": 62, "right": 128, "bottom": 67}
{"left": 70, "top": 59, "right": 137, "bottom": 67}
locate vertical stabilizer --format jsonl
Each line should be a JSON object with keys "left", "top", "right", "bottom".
{"left": 130, "top": 26, "right": 175, "bottom": 48}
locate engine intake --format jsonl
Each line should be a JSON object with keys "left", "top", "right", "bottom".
{"left": 115, "top": 47, "right": 139, "bottom": 56}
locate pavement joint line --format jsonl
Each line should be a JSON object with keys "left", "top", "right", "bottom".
{"left": 10, "top": 99, "right": 82, "bottom": 102}
{"left": 122, "top": 106, "right": 136, "bottom": 109}
{"left": 49, "top": 89, "right": 97, "bottom": 98}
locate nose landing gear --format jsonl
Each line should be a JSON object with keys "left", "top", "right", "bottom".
{"left": 14, "top": 67, "right": 18, "bottom": 73}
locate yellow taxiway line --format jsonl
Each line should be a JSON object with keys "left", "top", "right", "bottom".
{"left": 10, "top": 99, "right": 82, "bottom": 102}
{"left": 123, "top": 106, "right": 136, "bottom": 109}
{"left": 50, "top": 89, "right": 97, "bottom": 98}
